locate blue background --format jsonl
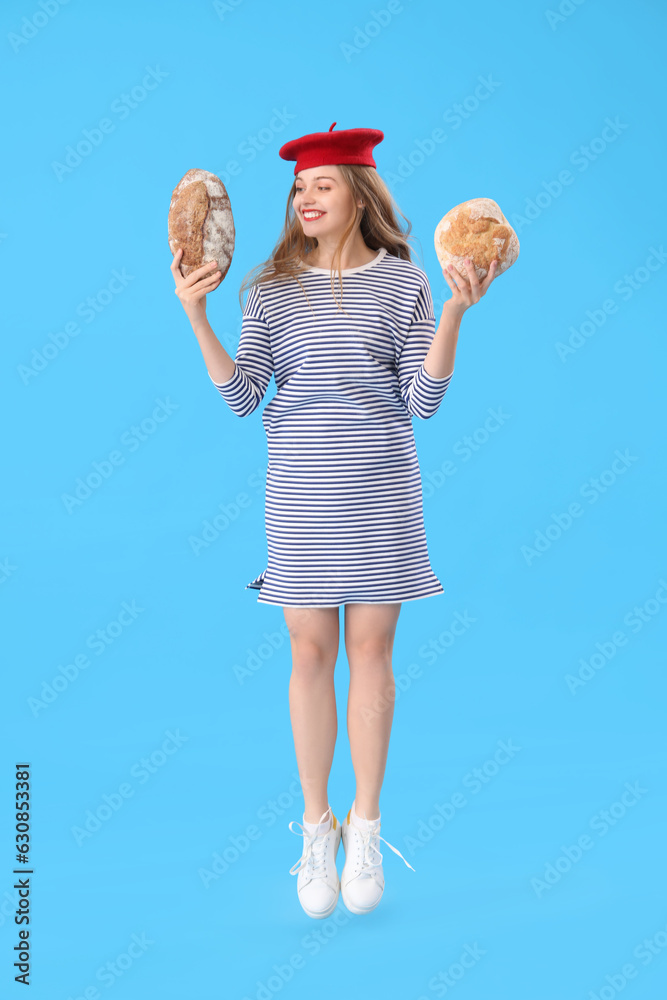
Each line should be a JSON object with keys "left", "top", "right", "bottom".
{"left": 2, "top": 0, "right": 666, "bottom": 997}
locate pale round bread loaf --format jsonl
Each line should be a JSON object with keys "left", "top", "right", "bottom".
{"left": 434, "top": 198, "right": 519, "bottom": 281}
{"left": 168, "top": 168, "right": 235, "bottom": 282}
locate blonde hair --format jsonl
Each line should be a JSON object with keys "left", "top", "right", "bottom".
{"left": 237, "top": 164, "right": 421, "bottom": 315}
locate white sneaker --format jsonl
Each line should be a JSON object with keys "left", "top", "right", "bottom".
{"left": 288, "top": 806, "right": 342, "bottom": 919}
{"left": 340, "top": 807, "right": 415, "bottom": 914}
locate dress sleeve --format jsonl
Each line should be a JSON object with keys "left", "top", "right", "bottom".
{"left": 396, "top": 277, "right": 454, "bottom": 420}
{"left": 208, "top": 283, "right": 274, "bottom": 417}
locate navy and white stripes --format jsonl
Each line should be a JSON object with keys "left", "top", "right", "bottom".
{"left": 209, "top": 247, "right": 454, "bottom": 607}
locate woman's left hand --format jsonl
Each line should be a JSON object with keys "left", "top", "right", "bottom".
{"left": 442, "top": 258, "right": 499, "bottom": 316}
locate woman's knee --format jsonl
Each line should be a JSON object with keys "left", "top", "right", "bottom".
{"left": 284, "top": 606, "right": 339, "bottom": 676}
{"left": 344, "top": 603, "right": 400, "bottom": 668}
{"left": 346, "top": 638, "right": 393, "bottom": 670}
{"left": 290, "top": 640, "right": 337, "bottom": 678}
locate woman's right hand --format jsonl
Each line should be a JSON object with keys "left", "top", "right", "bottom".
{"left": 170, "top": 248, "right": 222, "bottom": 322}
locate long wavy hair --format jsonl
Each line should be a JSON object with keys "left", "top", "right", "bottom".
{"left": 237, "top": 164, "right": 420, "bottom": 316}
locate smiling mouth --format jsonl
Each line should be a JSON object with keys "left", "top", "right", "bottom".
{"left": 302, "top": 211, "right": 326, "bottom": 220}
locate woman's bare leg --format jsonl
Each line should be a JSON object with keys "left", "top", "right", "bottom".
{"left": 284, "top": 606, "right": 340, "bottom": 824}
{"left": 344, "top": 602, "right": 402, "bottom": 820}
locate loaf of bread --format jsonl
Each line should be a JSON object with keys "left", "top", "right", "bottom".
{"left": 168, "top": 169, "right": 235, "bottom": 281}
{"left": 434, "top": 198, "right": 519, "bottom": 281}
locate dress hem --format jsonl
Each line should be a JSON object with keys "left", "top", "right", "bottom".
{"left": 245, "top": 568, "right": 445, "bottom": 606}
{"left": 250, "top": 589, "right": 445, "bottom": 608}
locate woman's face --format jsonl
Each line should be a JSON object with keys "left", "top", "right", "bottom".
{"left": 293, "top": 164, "right": 361, "bottom": 239}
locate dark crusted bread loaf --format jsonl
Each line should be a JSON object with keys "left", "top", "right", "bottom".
{"left": 168, "top": 169, "right": 235, "bottom": 281}
{"left": 434, "top": 198, "right": 519, "bottom": 281}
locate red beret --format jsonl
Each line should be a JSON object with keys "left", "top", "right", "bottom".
{"left": 279, "top": 122, "right": 384, "bottom": 176}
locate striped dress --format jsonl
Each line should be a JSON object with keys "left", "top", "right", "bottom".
{"left": 209, "top": 246, "right": 454, "bottom": 608}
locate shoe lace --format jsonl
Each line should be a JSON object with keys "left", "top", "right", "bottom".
{"left": 355, "top": 809, "right": 416, "bottom": 875}
{"left": 288, "top": 807, "right": 333, "bottom": 877}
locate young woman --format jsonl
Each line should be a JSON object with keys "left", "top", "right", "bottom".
{"left": 170, "top": 123, "right": 498, "bottom": 920}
